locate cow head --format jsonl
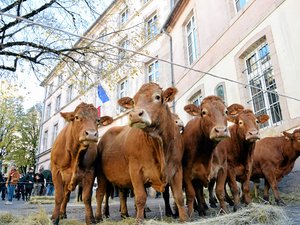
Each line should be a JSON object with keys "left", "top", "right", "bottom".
{"left": 60, "top": 102, "right": 113, "bottom": 145}
{"left": 228, "top": 109, "right": 269, "bottom": 142}
{"left": 172, "top": 113, "right": 184, "bottom": 133}
{"left": 184, "top": 96, "right": 244, "bottom": 141}
{"left": 118, "top": 83, "right": 176, "bottom": 132}
{"left": 283, "top": 129, "right": 300, "bottom": 152}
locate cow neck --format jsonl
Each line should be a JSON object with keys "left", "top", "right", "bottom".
{"left": 198, "top": 119, "right": 218, "bottom": 161}
{"left": 231, "top": 124, "right": 255, "bottom": 163}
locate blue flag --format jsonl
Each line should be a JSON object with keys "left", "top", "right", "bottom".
{"left": 97, "top": 84, "right": 109, "bottom": 103}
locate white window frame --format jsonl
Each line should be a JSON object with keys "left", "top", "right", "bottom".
{"left": 190, "top": 90, "right": 202, "bottom": 107}
{"left": 117, "top": 79, "right": 128, "bottom": 113}
{"left": 244, "top": 41, "right": 282, "bottom": 127}
{"left": 215, "top": 83, "right": 226, "bottom": 103}
{"left": 48, "top": 82, "right": 54, "bottom": 97}
{"left": 234, "top": 0, "right": 250, "bottom": 12}
{"left": 46, "top": 103, "right": 51, "bottom": 119}
{"left": 55, "top": 95, "right": 61, "bottom": 112}
{"left": 119, "top": 39, "right": 129, "bottom": 61}
{"left": 146, "top": 14, "right": 158, "bottom": 40}
{"left": 186, "top": 15, "right": 198, "bottom": 65}
{"left": 147, "top": 60, "right": 159, "bottom": 83}
{"left": 67, "top": 84, "right": 73, "bottom": 103}
{"left": 43, "top": 130, "right": 48, "bottom": 152}
{"left": 120, "top": 8, "right": 129, "bottom": 26}
{"left": 52, "top": 123, "right": 58, "bottom": 144}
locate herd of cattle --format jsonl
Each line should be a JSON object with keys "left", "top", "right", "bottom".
{"left": 49, "top": 82, "right": 300, "bottom": 225}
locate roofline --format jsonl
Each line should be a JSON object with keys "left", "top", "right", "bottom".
{"left": 40, "top": 0, "right": 119, "bottom": 87}
{"left": 163, "top": 0, "right": 189, "bottom": 33}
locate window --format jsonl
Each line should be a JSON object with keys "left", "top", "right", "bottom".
{"left": 99, "top": 29, "right": 107, "bottom": 42}
{"left": 186, "top": 15, "right": 198, "bottom": 65}
{"left": 119, "top": 39, "right": 129, "bottom": 61}
{"left": 120, "top": 8, "right": 129, "bottom": 26}
{"left": 67, "top": 84, "right": 73, "bottom": 103}
{"left": 147, "top": 60, "right": 159, "bottom": 83}
{"left": 58, "top": 75, "right": 63, "bottom": 85}
{"left": 235, "top": 0, "right": 250, "bottom": 12}
{"left": 48, "top": 82, "right": 54, "bottom": 97}
{"left": 117, "top": 79, "right": 128, "bottom": 113}
{"left": 52, "top": 123, "right": 58, "bottom": 144}
{"left": 215, "top": 84, "right": 226, "bottom": 103}
{"left": 190, "top": 90, "right": 203, "bottom": 107}
{"left": 81, "top": 74, "right": 88, "bottom": 90}
{"left": 43, "top": 130, "right": 48, "bottom": 151}
{"left": 55, "top": 95, "right": 61, "bottom": 112}
{"left": 46, "top": 103, "right": 51, "bottom": 119}
{"left": 146, "top": 14, "right": 158, "bottom": 40}
{"left": 243, "top": 41, "right": 282, "bottom": 127}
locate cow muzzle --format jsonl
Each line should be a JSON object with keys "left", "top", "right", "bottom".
{"left": 246, "top": 130, "right": 260, "bottom": 142}
{"left": 79, "top": 129, "right": 98, "bottom": 145}
{"left": 210, "top": 126, "right": 230, "bottom": 141}
{"left": 128, "top": 109, "right": 151, "bottom": 129}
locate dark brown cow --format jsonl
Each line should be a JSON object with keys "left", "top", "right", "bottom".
{"left": 50, "top": 102, "right": 113, "bottom": 225}
{"left": 182, "top": 96, "right": 244, "bottom": 217}
{"left": 251, "top": 129, "right": 300, "bottom": 205}
{"left": 95, "top": 83, "right": 187, "bottom": 223}
{"left": 209, "top": 109, "right": 269, "bottom": 211}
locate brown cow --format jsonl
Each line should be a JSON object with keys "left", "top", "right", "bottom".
{"left": 95, "top": 83, "right": 187, "bottom": 223}
{"left": 50, "top": 102, "right": 113, "bottom": 225}
{"left": 208, "top": 109, "right": 269, "bottom": 211}
{"left": 182, "top": 96, "right": 244, "bottom": 217}
{"left": 251, "top": 129, "right": 300, "bottom": 205}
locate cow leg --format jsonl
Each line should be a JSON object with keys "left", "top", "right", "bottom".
{"left": 208, "top": 179, "right": 218, "bottom": 208}
{"left": 162, "top": 184, "right": 174, "bottom": 217}
{"left": 169, "top": 171, "right": 187, "bottom": 222}
{"left": 60, "top": 189, "right": 70, "bottom": 219}
{"left": 224, "top": 182, "right": 234, "bottom": 206}
{"left": 215, "top": 168, "right": 228, "bottom": 213}
{"left": 228, "top": 172, "right": 240, "bottom": 212}
{"left": 95, "top": 175, "right": 107, "bottom": 222}
{"left": 51, "top": 171, "right": 64, "bottom": 225}
{"left": 184, "top": 175, "right": 196, "bottom": 218}
{"left": 263, "top": 179, "right": 270, "bottom": 202}
{"left": 265, "top": 175, "right": 286, "bottom": 206}
{"left": 193, "top": 182, "right": 207, "bottom": 216}
{"left": 133, "top": 185, "right": 147, "bottom": 223}
{"left": 119, "top": 188, "right": 130, "bottom": 218}
{"left": 103, "top": 182, "right": 113, "bottom": 218}
{"left": 82, "top": 170, "right": 96, "bottom": 225}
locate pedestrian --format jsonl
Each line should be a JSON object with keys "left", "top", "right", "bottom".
{"left": 0, "top": 173, "right": 6, "bottom": 200}
{"left": 42, "top": 169, "right": 54, "bottom": 196}
{"left": 15, "top": 175, "right": 26, "bottom": 201}
{"left": 5, "top": 165, "right": 20, "bottom": 204}
{"left": 33, "top": 167, "right": 45, "bottom": 196}
{"left": 24, "top": 167, "right": 35, "bottom": 201}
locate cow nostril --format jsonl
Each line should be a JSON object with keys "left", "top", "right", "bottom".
{"left": 85, "top": 131, "right": 89, "bottom": 136}
{"left": 215, "top": 128, "right": 219, "bottom": 133}
{"left": 138, "top": 110, "right": 144, "bottom": 117}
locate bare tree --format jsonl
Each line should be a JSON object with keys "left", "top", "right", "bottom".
{"left": 0, "top": 0, "right": 116, "bottom": 81}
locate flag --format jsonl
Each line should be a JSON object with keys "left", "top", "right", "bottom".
{"left": 97, "top": 106, "right": 101, "bottom": 117}
{"left": 97, "top": 84, "right": 109, "bottom": 103}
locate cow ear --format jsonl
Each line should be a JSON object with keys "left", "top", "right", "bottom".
{"left": 60, "top": 112, "right": 75, "bottom": 122}
{"left": 257, "top": 114, "right": 269, "bottom": 124}
{"left": 118, "top": 97, "right": 134, "bottom": 109}
{"left": 283, "top": 131, "right": 293, "bottom": 140}
{"left": 227, "top": 115, "right": 238, "bottom": 123}
{"left": 227, "top": 104, "right": 244, "bottom": 116}
{"left": 99, "top": 116, "right": 113, "bottom": 126}
{"left": 163, "top": 87, "right": 178, "bottom": 103}
{"left": 184, "top": 104, "right": 201, "bottom": 116}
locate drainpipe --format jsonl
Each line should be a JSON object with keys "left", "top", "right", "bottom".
{"left": 163, "top": 30, "right": 175, "bottom": 113}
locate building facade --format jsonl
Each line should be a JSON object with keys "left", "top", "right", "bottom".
{"left": 37, "top": 0, "right": 300, "bottom": 172}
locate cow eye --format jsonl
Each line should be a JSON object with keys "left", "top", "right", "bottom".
{"left": 201, "top": 109, "right": 207, "bottom": 116}
{"left": 154, "top": 94, "right": 161, "bottom": 101}
{"left": 238, "top": 120, "right": 243, "bottom": 126}
{"left": 97, "top": 119, "right": 101, "bottom": 125}
{"left": 224, "top": 110, "right": 228, "bottom": 116}
{"left": 256, "top": 119, "right": 259, "bottom": 124}
{"left": 75, "top": 115, "right": 80, "bottom": 121}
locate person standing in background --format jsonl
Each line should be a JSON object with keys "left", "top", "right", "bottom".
{"left": 24, "top": 167, "right": 35, "bottom": 201}
{"left": 0, "top": 173, "right": 6, "bottom": 200}
{"left": 33, "top": 167, "right": 45, "bottom": 196}
{"left": 5, "top": 165, "right": 20, "bottom": 204}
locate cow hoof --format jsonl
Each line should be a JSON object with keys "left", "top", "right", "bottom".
{"left": 276, "top": 199, "right": 286, "bottom": 206}
{"left": 121, "top": 213, "right": 129, "bottom": 219}
{"left": 233, "top": 204, "right": 242, "bottom": 212}
{"left": 60, "top": 213, "right": 67, "bottom": 219}
{"left": 95, "top": 216, "right": 103, "bottom": 223}
{"left": 210, "top": 202, "right": 218, "bottom": 208}
{"left": 52, "top": 218, "right": 59, "bottom": 225}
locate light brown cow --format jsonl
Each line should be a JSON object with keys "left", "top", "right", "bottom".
{"left": 251, "top": 129, "right": 300, "bottom": 205}
{"left": 95, "top": 83, "right": 187, "bottom": 223}
{"left": 50, "top": 102, "right": 113, "bottom": 225}
{"left": 182, "top": 96, "right": 244, "bottom": 217}
{"left": 209, "top": 109, "right": 269, "bottom": 211}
